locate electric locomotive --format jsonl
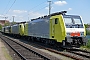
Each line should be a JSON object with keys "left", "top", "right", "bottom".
{"left": 1, "top": 11, "right": 87, "bottom": 46}
{"left": 24, "top": 11, "right": 87, "bottom": 46}
{"left": 63, "top": 15, "right": 87, "bottom": 46}
{"left": 2, "top": 26, "right": 11, "bottom": 34}
{"left": 11, "top": 23, "right": 24, "bottom": 37}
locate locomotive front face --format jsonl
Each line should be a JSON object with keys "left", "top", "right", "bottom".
{"left": 63, "top": 15, "right": 86, "bottom": 45}
{"left": 63, "top": 15, "right": 85, "bottom": 37}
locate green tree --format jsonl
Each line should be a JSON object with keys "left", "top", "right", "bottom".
{"left": 0, "top": 24, "right": 2, "bottom": 30}
{"left": 86, "top": 30, "right": 90, "bottom": 35}
{"left": 84, "top": 24, "right": 90, "bottom": 35}
{"left": 12, "top": 22, "right": 16, "bottom": 25}
{"left": 4, "top": 22, "right": 10, "bottom": 26}
{"left": 84, "top": 24, "right": 89, "bottom": 28}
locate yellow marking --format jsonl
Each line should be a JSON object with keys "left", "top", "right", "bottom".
{"left": 50, "top": 15, "right": 66, "bottom": 42}
{"left": 24, "top": 23, "right": 28, "bottom": 36}
{"left": 19, "top": 24, "right": 24, "bottom": 36}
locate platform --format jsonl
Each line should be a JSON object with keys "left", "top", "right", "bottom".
{"left": 0, "top": 39, "right": 12, "bottom": 60}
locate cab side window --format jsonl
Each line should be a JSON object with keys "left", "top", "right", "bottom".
{"left": 20, "top": 25, "right": 21, "bottom": 28}
{"left": 55, "top": 18, "right": 58, "bottom": 24}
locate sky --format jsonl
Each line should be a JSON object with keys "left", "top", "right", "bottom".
{"left": 0, "top": 0, "right": 90, "bottom": 24}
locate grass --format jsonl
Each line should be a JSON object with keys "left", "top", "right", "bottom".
{"left": 86, "top": 30, "right": 90, "bottom": 35}
{"left": 2, "top": 47, "right": 12, "bottom": 60}
{"left": 86, "top": 39, "right": 90, "bottom": 48}
{"left": 80, "top": 39, "right": 90, "bottom": 51}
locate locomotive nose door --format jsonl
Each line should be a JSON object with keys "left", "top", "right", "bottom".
{"left": 50, "top": 18, "right": 58, "bottom": 39}
{"left": 51, "top": 19, "right": 55, "bottom": 38}
{"left": 50, "top": 15, "right": 66, "bottom": 42}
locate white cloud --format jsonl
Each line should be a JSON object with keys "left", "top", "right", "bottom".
{"left": 0, "top": 14, "right": 8, "bottom": 20}
{"left": 45, "top": 7, "right": 49, "bottom": 10}
{"left": 1, "top": 10, "right": 45, "bottom": 22}
{"left": 68, "top": 8, "right": 72, "bottom": 11}
{"left": 29, "top": 11, "right": 44, "bottom": 19}
{"left": 54, "top": 1, "right": 67, "bottom": 6}
{"left": 13, "top": 10, "right": 27, "bottom": 14}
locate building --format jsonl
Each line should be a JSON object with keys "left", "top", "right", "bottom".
{"left": 0, "top": 20, "right": 9, "bottom": 26}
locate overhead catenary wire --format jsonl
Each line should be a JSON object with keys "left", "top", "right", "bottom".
{"left": 2, "top": 0, "right": 53, "bottom": 22}
{"left": 2, "top": 0, "right": 47, "bottom": 22}
{"left": 30, "top": 0, "right": 53, "bottom": 15}
{"left": 5, "top": 0, "right": 16, "bottom": 15}
{"left": 33, "top": 5, "right": 48, "bottom": 13}
{"left": 22, "top": 0, "right": 47, "bottom": 18}
{"left": 28, "top": 0, "right": 46, "bottom": 13}
{"left": 27, "top": 1, "right": 53, "bottom": 19}
{"left": 24, "top": 1, "right": 53, "bottom": 18}
{"left": 23, "top": 5, "right": 49, "bottom": 20}
{"left": 2, "top": 0, "right": 11, "bottom": 15}
{"left": 22, "top": 1, "right": 53, "bottom": 22}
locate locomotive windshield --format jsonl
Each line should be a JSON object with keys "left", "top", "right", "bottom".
{"left": 63, "top": 15, "right": 83, "bottom": 28}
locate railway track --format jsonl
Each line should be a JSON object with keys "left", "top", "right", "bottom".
{"left": 0, "top": 34, "right": 51, "bottom": 60}
{"left": 32, "top": 43, "right": 90, "bottom": 60}
{"left": 63, "top": 47, "right": 90, "bottom": 59}
{"left": 22, "top": 39, "right": 90, "bottom": 60}
{"left": 18, "top": 37, "right": 90, "bottom": 60}
{"left": 0, "top": 33, "right": 90, "bottom": 60}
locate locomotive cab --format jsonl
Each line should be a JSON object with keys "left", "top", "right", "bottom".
{"left": 50, "top": 12, "right": 87, "bottom": 46}
{"left": 63, "top": 15, "right": 87, "bottom": 46}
